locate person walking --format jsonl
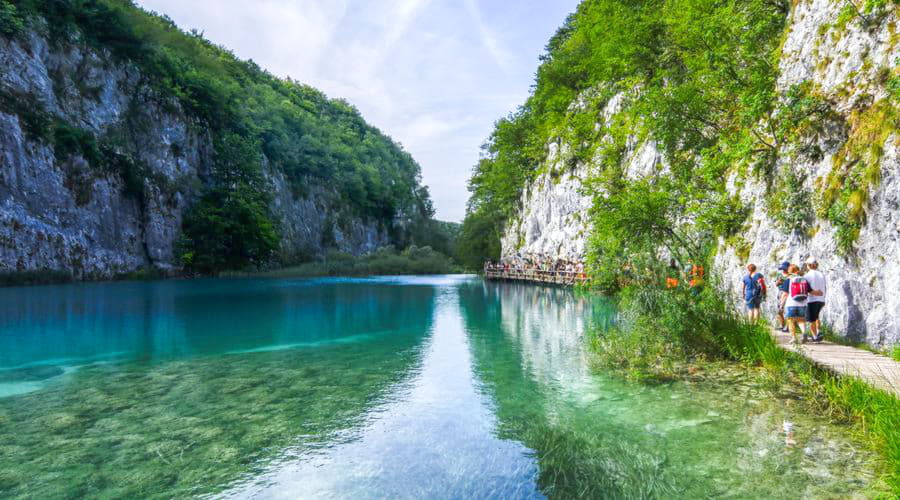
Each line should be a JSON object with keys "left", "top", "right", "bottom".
{"left": 774, "top": 261, "right": 791, "bottom": 332}
{"left": 785, "top": 264, "right": 811, "bottom": 344}
{"left": 741, "top": 263, "right": 766, "bottom": 321}
{"left": 804, "top": 257, "right": 827, "bottom": 342}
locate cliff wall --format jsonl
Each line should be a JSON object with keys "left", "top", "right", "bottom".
{"left": 0, "top": 28, "right": 390, "bottom": 279}
{"left": 501, "top": 0, "right": 899, "bottom": 347}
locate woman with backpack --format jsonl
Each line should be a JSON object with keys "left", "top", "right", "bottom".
{"left": 741, "top": 263, "right": 767, "bottom": 321}
{"left": 785, "top": 264, "right": 811, "bottom": 344}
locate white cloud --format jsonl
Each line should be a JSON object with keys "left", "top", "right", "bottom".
{"left": 462, "top": 0, "right": 513, "bottom": 74}
{"left": 136, "top": 0, "right": 579, "bottom": 221}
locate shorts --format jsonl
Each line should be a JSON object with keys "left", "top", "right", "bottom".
{"left": 806, "top": 302, "right": 825, "bottom": 322}
{"left": 786, "top": 306, "right": 807, "bottom": 319}
{"left": 745, "top": 296, "right": 761, "bottom": 310}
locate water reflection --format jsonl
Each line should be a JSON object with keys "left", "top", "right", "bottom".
{"left": 458, "top": 281, "right": 882, "bottom": 498}
{"left": 227, "top": 285, "right": 543, "bottom": 499}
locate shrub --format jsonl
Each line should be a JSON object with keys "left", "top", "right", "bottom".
{"left": 767, "top": 168, "right": 813, "bottom": 234}
{"left": 52, "top": 122, "right": 102, "bottom": 166}
{"left": 0, "top": 0, "right": 24, "bottom": 37}
{"left": 178, "top": 185, "right": 279, "bottom": 275}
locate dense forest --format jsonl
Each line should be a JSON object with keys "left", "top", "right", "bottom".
{"left": 0, "top": 0, "right": 454, "bottom": 274}
{"left": 458, "top": 0, "right": 899, "bottom": 279}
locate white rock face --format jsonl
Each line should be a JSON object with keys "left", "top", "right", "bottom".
{"left": 500, "top": 159, "right": 593, "bottom": 262}
{"left": 501, "top": 96, "right": 665, "bottom": 262}
{"left": 501, "top": 2, "right": 899, "bottom": 347}
{"left": 0, "top": 29, "right": 391, "bottom": 279}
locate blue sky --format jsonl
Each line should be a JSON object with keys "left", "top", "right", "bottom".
{"left": 136, "top": 0, "right": 579, "bottom": 222}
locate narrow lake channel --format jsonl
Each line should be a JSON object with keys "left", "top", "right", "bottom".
{"left": 0, "top": 275, "right": 881, "bottom": 498}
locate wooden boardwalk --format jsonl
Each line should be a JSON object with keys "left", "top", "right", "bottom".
{"left": 773, "top": 328, "right": 900, "bottom": 398}
{"left": 484, "top": 269, "right": 590, "bottom": 286}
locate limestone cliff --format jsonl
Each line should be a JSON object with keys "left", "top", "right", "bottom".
{"left": 0, "top": 28, "right": 399, "bottom": 279}
{"left": 501, "top": 1, "right": 899, "bottom": 347}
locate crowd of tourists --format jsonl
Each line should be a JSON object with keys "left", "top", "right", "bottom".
{"left": 484, "top": 258, "right": 586, "bottom": 277}
{"left": 741, "top": 257, "right": 827, "bottom": 345}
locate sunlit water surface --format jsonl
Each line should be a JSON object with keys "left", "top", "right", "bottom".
{"left": 0, "top": 276, "right": 882, "bottom": 498}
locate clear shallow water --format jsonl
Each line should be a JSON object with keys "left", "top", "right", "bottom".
{"left": 0, "top": 276, "right": 883, "bottom": 498}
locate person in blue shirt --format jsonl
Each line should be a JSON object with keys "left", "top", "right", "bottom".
{"left": 742, "top": 263, "right": 767, "bottom": 321}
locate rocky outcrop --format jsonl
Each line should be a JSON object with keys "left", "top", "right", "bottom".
{"left": 501, "top": 1, "right": 899, "bottom": 347}
{"left": 0, "top": 29, "right": 390, "bottom": 279}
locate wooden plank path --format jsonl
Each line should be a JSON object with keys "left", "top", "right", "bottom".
{"left": 773, "top": 328, "right": 900, "bottom": 398}
{"left": 484, "top": 269, "right": 590, "bottom": 286}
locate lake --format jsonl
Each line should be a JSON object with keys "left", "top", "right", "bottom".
{"left": 0, "top": 275, "right": 882, "bottom": 498}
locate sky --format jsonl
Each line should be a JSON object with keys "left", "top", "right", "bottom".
{"left": 135, "top": 0, "right": 579, "bottom": 222}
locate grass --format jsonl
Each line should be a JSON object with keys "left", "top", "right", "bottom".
{"left": 227, "top": 246, "right": 461, "bottom": 279}
{"left": 588, "top": 281, "right": 900, "bottom": 493}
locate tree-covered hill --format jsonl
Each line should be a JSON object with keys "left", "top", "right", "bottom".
{"left": 458, "top": 0, "right": 898, "bottom": 276}
{"left": 1, "top": 0, "right": 442, "bottom": 275}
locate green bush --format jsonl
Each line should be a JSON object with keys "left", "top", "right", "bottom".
{"left": 178, "top": 186, "right": 279, "bottom": 275}
{"left": 0, "top": 0, "right": 24, "bottom": 36}
{"left": 242, "top": 245, "right": 459, "bottom": 278}
{"left": 590, "top": 279, "right": 900, "bottom": 491}
{"left": 767, "top": 168, "right": 813, "bottom": 234}
{"left": 52, "top": 121, "right": 102, "bottom": 165}
{"left": 0, "top": 91, "right": 53, "bottom": 141}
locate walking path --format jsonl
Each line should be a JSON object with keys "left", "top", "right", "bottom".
{"left": 773, "top": 328, "right": 900, "bottom": 398}
{"left": 484, "top": 269, "right": 590, "bottom": 286}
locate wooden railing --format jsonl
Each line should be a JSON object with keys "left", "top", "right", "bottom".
{"left": 484, "top": 269, "right": 590, "bottom": 286}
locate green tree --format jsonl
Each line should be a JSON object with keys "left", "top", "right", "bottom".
{"left": 179, "top": 134, "right": 278, "bottom": 274}
{"left": 0, "top": 0, "right": 24, "bottom": 36}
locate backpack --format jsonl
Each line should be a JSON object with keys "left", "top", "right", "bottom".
{"left": 747, "top": 273, "right": 766, "bottom": 299}
{"left": 789, "top": 277, "right": 810, "bottom": 302}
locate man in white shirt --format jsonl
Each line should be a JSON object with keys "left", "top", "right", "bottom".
{"left": 804, "top": 257, "right": 827, "bottom": 342}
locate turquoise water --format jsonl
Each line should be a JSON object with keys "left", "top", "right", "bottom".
{"left": 0, "top": 276, "right": 883, "bottom": 498}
